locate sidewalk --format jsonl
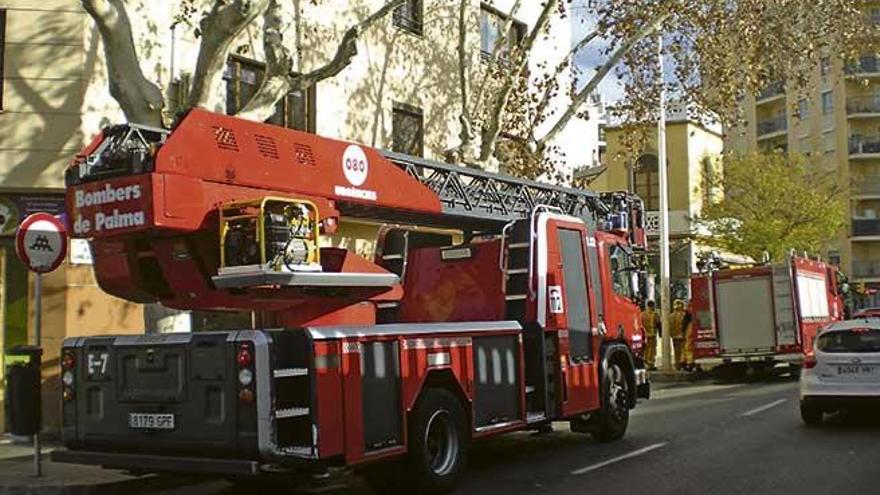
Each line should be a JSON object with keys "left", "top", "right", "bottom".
{"left": 0, "top": 438, "right": 218, "bottom": 495}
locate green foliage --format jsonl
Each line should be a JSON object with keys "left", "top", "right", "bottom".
{"left": 694, "top": 152, "right": 847, "bottom": 262}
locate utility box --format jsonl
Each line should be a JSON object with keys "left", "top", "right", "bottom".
{"left": 4, "top": 346, "right": 42, "bottom": 435}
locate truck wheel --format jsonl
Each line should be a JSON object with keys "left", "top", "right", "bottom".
{"left": 800, "top": 400, "right": 823, "bottom": 427}
{"left": 592, "top": 361, "right": 630, "bottom": 443}
{"left": 407, "top": 388, "right": 469, "bottom": 494}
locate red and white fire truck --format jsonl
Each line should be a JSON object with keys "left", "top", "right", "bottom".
{"left": 53, "top": 109, "right": 650, "bottom": 493}
{"left": 691, "top": 255, "right": 844, "bottom": 373}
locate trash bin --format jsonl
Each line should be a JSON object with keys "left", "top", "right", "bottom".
{"left": 4, "top": 345, "right": 42, "bottom": 435}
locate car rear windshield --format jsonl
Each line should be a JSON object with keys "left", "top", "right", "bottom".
{"left": 816, "top": 329, "right": 880, "bottom": 353}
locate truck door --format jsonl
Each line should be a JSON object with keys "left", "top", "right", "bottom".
{"left": 538, "top": 214, "right": 600, "bottom": 416}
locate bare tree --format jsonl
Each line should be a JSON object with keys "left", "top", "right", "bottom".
{"left": 82, "top": 0, "right": 406, "bottom": 127}
{"left": 453, "top": 0, "right": 872, "bottom": 178}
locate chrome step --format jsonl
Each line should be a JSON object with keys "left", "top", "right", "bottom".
{"left": 506, "top": 294, "right": 527, "bottom": 301}
{"left": 276, "top": 407, "right": 310, "bottom": 419}
{"left": 274, "top": 368, "right": 308, "bottom": 378}
{"left": 506, "top": 268, "right": 528, "bottom": 275}
{"left": 508, "top": 242, "right": 529, "bottom": 249}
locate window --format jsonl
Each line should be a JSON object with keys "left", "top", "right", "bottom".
{"left": 0, "top": 9, "right": 6, "bottom": 111}
{"left": 224, "top": 56, "right": 316, "bottom": 132}
{"left": 480, "top": 4, "right": 526, "bottom": 62}
{"left": 392, "top": 103, "right": 424, "bottom": 157}
{"left": 393, "top": 0, "right": 423, "bottom": 35}
{"left": 820, "top": 56, "right": 831, "bottom": 76}
{"left": 608, "top": 244, "right": 636, "bottom": 300}
{"left": 798, "top": 98, "right": 809, "bottom": 120}
{"left": 634, "top": 154, "right": 660, "bottom": 210}
{"left": 872, "top": 8, "right": 880, "bottom": 26}
{"left": 821, "top": 91, "right": 834, "bottom": 116}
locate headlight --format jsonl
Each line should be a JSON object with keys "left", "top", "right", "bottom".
{"left": 238, "top": 368, "right": 253, "bottom": 386}
{"left": 62, "top": 371, "right": 74, "bottom": 386}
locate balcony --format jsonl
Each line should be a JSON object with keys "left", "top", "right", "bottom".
{"left": 854, "top": 176, "right": 880, "bottom": 198}
{"left": 756, "top": 115, "right": 787, "bottom": 139}
{"left": 852, "top": 218, "right": 880, "bottom": 238}
{"left": 849, "top": 136, "right": 880, "bottom": 158}
{"left": 846, "top": 56, "right": 880, "bottom": 77}
{"left": 756, "top": 81, "right": 785, "bottom": 104}
{"left": 852, "top": 261, "right": 880, "bottom": 279}
{"left": 846, "top": 96, "right": 880, "bottom": 118}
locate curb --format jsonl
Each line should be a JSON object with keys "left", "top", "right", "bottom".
{"left": 0, "top": 474, "right": 219, "bottom": 495}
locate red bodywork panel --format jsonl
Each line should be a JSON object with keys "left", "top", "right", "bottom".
{"left": 397, "top": 241, "right": 505, "bottom": 323}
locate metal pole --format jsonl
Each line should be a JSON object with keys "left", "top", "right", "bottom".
{"left": 33, "top": 272, "right": 42, "bottom": 477}
{"left": 657, "top": 35, "right": 673, "bottom": 372}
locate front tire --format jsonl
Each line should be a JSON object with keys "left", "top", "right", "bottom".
{"left": 592, "top": 360, "right": 631, "bottom": 443}
{"left": 800, "top": 400, "right": 823, "bottom": 427}
{"left": 407, "top": 388, "right": 469, "bottom": 494}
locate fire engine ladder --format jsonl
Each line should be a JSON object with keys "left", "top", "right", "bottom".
{"left": 382, "top": 151, "right": 607, "bottom": 227}
{"left": 772, "top": 264, "right": 798, "bottom": 347}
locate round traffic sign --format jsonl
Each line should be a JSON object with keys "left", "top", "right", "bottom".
{"left": 15, "top": 212, "right": 68, "bottom": 274}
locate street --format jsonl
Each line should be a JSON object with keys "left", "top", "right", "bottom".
{"left": 178, "top": 377, "right": 879, "bottom": 495}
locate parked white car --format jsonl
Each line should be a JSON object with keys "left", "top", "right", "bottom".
{"left": 800, "top": 320, "right": 880, "bottom": 426}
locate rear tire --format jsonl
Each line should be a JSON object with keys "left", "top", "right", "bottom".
{"left": 406, "top": 388, "right": 469, "bottom": 494}
{"left": 591, "top": 361, "right": 630, "bottom": 443}
{"left": 800, "top": 400, "right": 823, "bottom": 427}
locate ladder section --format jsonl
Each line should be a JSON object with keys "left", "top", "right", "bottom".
{"left": 503, "top": 220, "right": 532, "bottom": 321}
{"left": 772, "top": 265, "right": 798, "bottom": 346}
{"left": 383, "top": 151, "right": 604, "bottom": 224}
{"left": 269, "top": 331, "right": 314, "bottom": 456}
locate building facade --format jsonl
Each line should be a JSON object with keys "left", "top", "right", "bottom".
{"left": 726, "top": 4, "right": 880, "bottom": 308}
{"left": 589, "top": 107, "right": 726, "bottom": 301}
{"left": 0, "top": 0, "right": 594, "bottom": 431}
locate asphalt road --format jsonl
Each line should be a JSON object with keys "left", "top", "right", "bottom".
{"left": 173, "top": 378, "right": 880, "bottom": 495}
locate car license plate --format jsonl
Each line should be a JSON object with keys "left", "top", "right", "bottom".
{"left": 836, "top": 365, "right": 878, "bottom": 376}
{"left": 128, "top": 413, "right": 175, "bottom": 430}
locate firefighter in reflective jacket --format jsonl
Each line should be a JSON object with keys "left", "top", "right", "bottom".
{"left": 641, "top": 300, "right": 660, "bottom": 370}
{"left": 671, "top": 299, "right": 692, "bottom": 370}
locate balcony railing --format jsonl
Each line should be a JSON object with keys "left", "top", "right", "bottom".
{"left": 852, "top": 260, "right": 880, "bottom": 278}
{"left": 846, "top": 56, "right": 880, "bottom": 75}
{"left": 854, "top": 177, "right": 880, "bottom": 196}
{"left": 849, "top": 136, "right": 880, "bottom": 155}
{"left": 757, "top": 115, "right": 787, "bottom": 136}
{"left": 756, "top": 81, "right": 785, "bottom": 101}
{"left": 853, "top": 218, "right": 880, "bottom": 236}
{"left": 847, "top": 96, "right": 880, "bottom": 115}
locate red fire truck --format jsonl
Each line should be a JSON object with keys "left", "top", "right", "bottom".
{"left": 691, "top": 255, "right": 844, "bottom": 374}
{"left": 52, "top": 109, "right": 650, "bottom": 493}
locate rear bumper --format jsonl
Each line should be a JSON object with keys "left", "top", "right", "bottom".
{"left": 697, "top": 352, "right": 803, "bottom": 366}
{"left": 801, "top": 395, "right": 880, "bottom": 410}
{"left": 51, "top": 449, "right": 262, "bottom": 476}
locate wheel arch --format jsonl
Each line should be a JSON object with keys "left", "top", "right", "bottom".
{"left": 600, "top": 341, "right": 637, "bottom": 409}
{"left": 409, "top": 369, "right": 472, "bottom": 432}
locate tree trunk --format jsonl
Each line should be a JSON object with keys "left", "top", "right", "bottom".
{"left": 81, "top": 0, "right": 165, "bottom": 126}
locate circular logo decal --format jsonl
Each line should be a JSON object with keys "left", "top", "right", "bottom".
{"left": 342, "top": 145, "right": 369, "bottom": 187}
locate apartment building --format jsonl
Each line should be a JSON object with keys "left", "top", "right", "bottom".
{"left": 0, "top": 0, "right": 594, "bottom": 430}
{"left": 726, "top": 5, "right": 880, "bottom": 308}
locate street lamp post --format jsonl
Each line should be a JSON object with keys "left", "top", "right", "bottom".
{"left": 657, "top": 35, "right": 673, "bottom": 372}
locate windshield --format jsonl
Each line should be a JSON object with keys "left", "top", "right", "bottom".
{"left": 816, "top": 329, "right": 880, "bottom": 353}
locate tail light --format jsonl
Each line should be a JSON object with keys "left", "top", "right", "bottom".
{"left": 61, "top": 350, "right": 76, "bottom": 402}
{"left": 237, "top": 343, "right": 255, "bottom": 404}
{"left": 803, "top": 354, "right": 818, "bottom": 369}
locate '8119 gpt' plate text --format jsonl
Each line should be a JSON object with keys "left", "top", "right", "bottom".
{"left": 128, "top": 413, "right": 175, "bottom": 430}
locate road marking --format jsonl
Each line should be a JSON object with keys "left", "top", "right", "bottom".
{"left": 741, "top": 398, "right": 788, "bottom": 417}
{"left": 571, "top": 443, "right": 667, "bottom": 475}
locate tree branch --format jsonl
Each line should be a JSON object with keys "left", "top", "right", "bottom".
{"left": 472, "top": 0, "right": 522, "bottom": 119}
{"left": 530, "top": 27, "right": 602, "bottom": 131}
{"left": 81, "top": 0, "right": 165, "bottom": 126}
{"left": 188, "top": 0, "right": 272, "bottom": 111}
{"left": 479, "top": 0, "right": 560, "bottom": 162}
{"left": 535, "top": 13, "right": 670, "bottom": 151}
{"left": 236, "top": 0, "right": 405, "bottom": 122}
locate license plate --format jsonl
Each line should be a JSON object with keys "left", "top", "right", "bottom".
{"left": 836, "top": 365, "right": 878, "bottom": 376}
{"left": 128, "top": 413, "right": 175, "bottom": 430}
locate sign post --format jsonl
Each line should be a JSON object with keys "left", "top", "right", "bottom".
{"left": 14, "top": 212, "right": 68, "bottom": 477}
